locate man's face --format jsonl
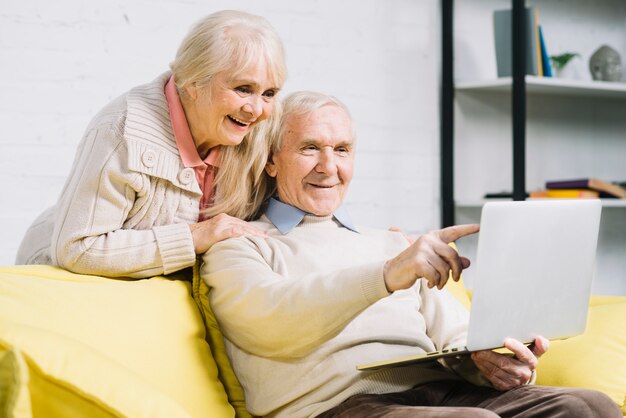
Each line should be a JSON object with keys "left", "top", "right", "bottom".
{"left": 266, "top": 105, "right": 354, "bottom": 216}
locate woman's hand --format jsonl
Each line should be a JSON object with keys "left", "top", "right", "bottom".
{"left": 383, "top": 224, "right": 479, "bottom": 292}
{"left": 471, "top": 336, "right": 550, "bottom": 391}
{"left": 189, "top": 213, "right": 267, "bottom": 254}
{"left": 388, "top": 227, "right": 416, "bottom": 244}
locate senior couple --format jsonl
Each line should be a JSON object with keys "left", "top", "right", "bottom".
{"left": 16, "top": 9, "right": 620, "bottom": 418}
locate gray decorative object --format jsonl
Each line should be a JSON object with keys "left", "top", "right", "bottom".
{"left": 589, "top": 45, "right": 623, "bottom": 82}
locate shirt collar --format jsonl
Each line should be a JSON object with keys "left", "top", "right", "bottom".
{"left": 265, "top": 197, "right": 358, "bottom": 235}
{"left": 165, "top": 75, "right": 221, "bottom": 168}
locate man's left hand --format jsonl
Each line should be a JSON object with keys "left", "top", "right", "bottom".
{"left": 470, "top": 336, "right": 549, "bottom": 391}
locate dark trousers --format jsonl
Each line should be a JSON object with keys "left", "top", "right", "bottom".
{"left": 316, "top": 380, "right": 622, "bottom": 418}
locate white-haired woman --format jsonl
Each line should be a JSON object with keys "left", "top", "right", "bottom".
{"left": 16, "top": 10, "right": 287, "bottom": 278}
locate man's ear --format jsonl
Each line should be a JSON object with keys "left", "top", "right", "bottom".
{"left": 265, "top": 154, "right": 277, "bottom": 178}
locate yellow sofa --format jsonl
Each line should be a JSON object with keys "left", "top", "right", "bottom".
{"left": 1, "top": 264, "right": 624, "bottom": 417}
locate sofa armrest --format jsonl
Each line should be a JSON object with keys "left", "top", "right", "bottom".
{"left": 0, "top": 265, "right": 236, "bottom": 418}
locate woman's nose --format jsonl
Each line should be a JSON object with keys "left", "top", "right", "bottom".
{"left": 242, "top": 95, "right": 263, "bottom": 118}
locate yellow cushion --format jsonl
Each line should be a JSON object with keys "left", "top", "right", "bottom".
{"left": 191, "top": 262, "right": 252, "bottom": 418}
{"left": 535, "top": 301, "right": 626, "bottom": 413}
{"left": 589, "top": 295, "right": 626, "bottom": 307}
{"left": 0, "top": 347, "right": 31, "bottom": 417}
{"left": 446, "top": 242, "right": 472, "bottom": 310}
{"left": 446, "top": 276, "right": 471, "bottom": 310}
{"left": 0, "top": 265, "right": 235, "bottom": 418}
{"left": 0, "top": 321, "right": 189, "bottom": 417}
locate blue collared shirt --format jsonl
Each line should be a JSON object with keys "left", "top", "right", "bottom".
{"left": 265, "top": 198, "right": 358, "bottom": 235}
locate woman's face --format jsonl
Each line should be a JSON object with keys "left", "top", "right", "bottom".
{"left": 185, "top": 63, "right": 280, "bottom": 155}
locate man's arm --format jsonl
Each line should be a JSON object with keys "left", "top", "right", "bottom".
{"left": 201, "top": 237, "right": 390, "bottom": 359}
{"left": 384, "top": 224, "right": 479, "bottom": 291}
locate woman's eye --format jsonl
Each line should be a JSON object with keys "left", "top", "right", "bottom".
{"left": 262, "top": 89, "right": 277, "bottom": 98}
{"left": 235, "top": 86, "right": 252, "bottom": 94}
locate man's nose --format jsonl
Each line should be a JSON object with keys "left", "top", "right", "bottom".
{"left": 315, "top": 149, "right": 338, "bottom": 175}
{"left": 242, "top": 95, "right": 263, "bottom": 119}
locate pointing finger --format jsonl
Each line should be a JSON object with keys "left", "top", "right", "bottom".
{"left": 438, "top": 224, "right": 480, "bottom": 244}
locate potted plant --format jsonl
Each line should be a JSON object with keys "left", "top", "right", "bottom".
{"left": 550, "top": 52, "right": 581, "bottom": 78}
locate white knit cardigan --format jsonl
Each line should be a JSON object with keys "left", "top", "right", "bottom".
{"left": 16, "top": 72, "right": 200, "bottom": 277}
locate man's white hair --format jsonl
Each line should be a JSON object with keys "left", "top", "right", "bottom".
{"left": 272, "top": 91, "right": 355, "bottom": 153}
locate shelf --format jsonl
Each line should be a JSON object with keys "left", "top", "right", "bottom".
{"left": 456, "top": 199, "right": 626, "bottom": 208}
{"left": 456, "top": 76, "right": 626, "bottom": 99}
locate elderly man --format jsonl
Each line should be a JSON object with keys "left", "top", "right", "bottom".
{"left": 201, "top": 91, "right": 620, "bottom": 418}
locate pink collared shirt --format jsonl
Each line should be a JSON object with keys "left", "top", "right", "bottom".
{"left": 165, "top": 76, "right": 220, "bottom": 222}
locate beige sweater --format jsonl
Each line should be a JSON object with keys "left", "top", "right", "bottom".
{"left": 16, "top": 72, "right": 198, "bottom": 277}
{"left": 202, "top": 214, "right": 480, "bottom": 418}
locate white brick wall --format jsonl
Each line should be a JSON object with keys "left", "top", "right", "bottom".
{"left": 0, "top": 0, "right": 441, "bottom": 265}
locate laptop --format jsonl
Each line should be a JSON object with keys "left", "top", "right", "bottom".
{"left": 358, "top": 199, "right": 602, "bottom": 371}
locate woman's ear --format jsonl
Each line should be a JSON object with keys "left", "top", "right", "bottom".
{"left": 184, "top": 83, "right": 198, "bottom": 100}
{"left": 265, "top": 154, "right": 277, "bottom": 178}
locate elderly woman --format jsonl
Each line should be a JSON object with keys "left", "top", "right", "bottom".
{"left": 16, "top": 10, "right": 286, "bottom": 278}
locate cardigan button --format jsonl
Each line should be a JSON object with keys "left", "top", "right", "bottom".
{"left": 179, "top": 168, "right": 195, "bottom": 185}
{"left": 141, "top": 150, "right": 156, "bottom": 168}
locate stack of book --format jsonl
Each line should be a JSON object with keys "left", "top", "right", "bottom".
{"left": 530, "top": 178, "right": 626, "bottom": 199}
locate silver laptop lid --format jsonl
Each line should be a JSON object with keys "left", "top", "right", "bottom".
{"left": 466, "top": 199, "right": 602, "bottom": 351}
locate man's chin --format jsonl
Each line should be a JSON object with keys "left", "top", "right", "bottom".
{"left": 306, "top": 203, "right": 341, "bottom": 217}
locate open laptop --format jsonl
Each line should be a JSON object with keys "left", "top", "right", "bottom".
{"left": 358, "top": 199, "right": 602, "bottom": 371}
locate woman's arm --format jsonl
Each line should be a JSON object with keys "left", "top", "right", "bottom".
{"left": 52, "top": 119, "right": 196, "bottom": 278}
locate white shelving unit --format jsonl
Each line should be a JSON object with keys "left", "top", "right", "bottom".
{"left": 451, "top": 0, "right": 626, "bottom": 296}
{"left": 456, "top": 76, "right": 626, "bottom": 99}
{"left": 454, "top": 75, "right": 626, "bottom": 209}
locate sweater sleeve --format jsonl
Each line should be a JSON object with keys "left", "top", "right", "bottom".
{"left": 201, "top": 237, "right": 390, "bottom": 359}
{"left": 421, "top": 285, "right": 539, "bottom": 388}
{"left": 419, "top": 283, "right": 470, "bottom": 351}
{"left": 52, "top": 121, "right": 195, "bottom": 278}
{"left": 418, "top": 285, "right": 496, "bottom": 386}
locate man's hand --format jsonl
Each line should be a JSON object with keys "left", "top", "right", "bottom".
{"left": 383, "top": 224, "right": 479, "bottom": 292}
{"left": 471, "top": 336, "right": 550, "bottom": 391}
{"left": 189, "top": 213, "right": 267, "bottom": 254}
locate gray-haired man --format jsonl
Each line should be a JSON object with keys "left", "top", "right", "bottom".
{"left": 201, "top": 91, "right": 620, "bottom": 418}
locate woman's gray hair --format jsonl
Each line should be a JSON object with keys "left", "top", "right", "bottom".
{"left": 272, "top": 91, "right": 355, "bottom": 153}
{"left": 170, "top": 10, "right": 287, "bottom": 93}
{"left": 170, "top": 10, "right": 287, "bottom": 221}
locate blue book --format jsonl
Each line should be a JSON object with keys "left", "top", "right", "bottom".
{"left": 539, "top": 25, "right": 552, "bottom": 77}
